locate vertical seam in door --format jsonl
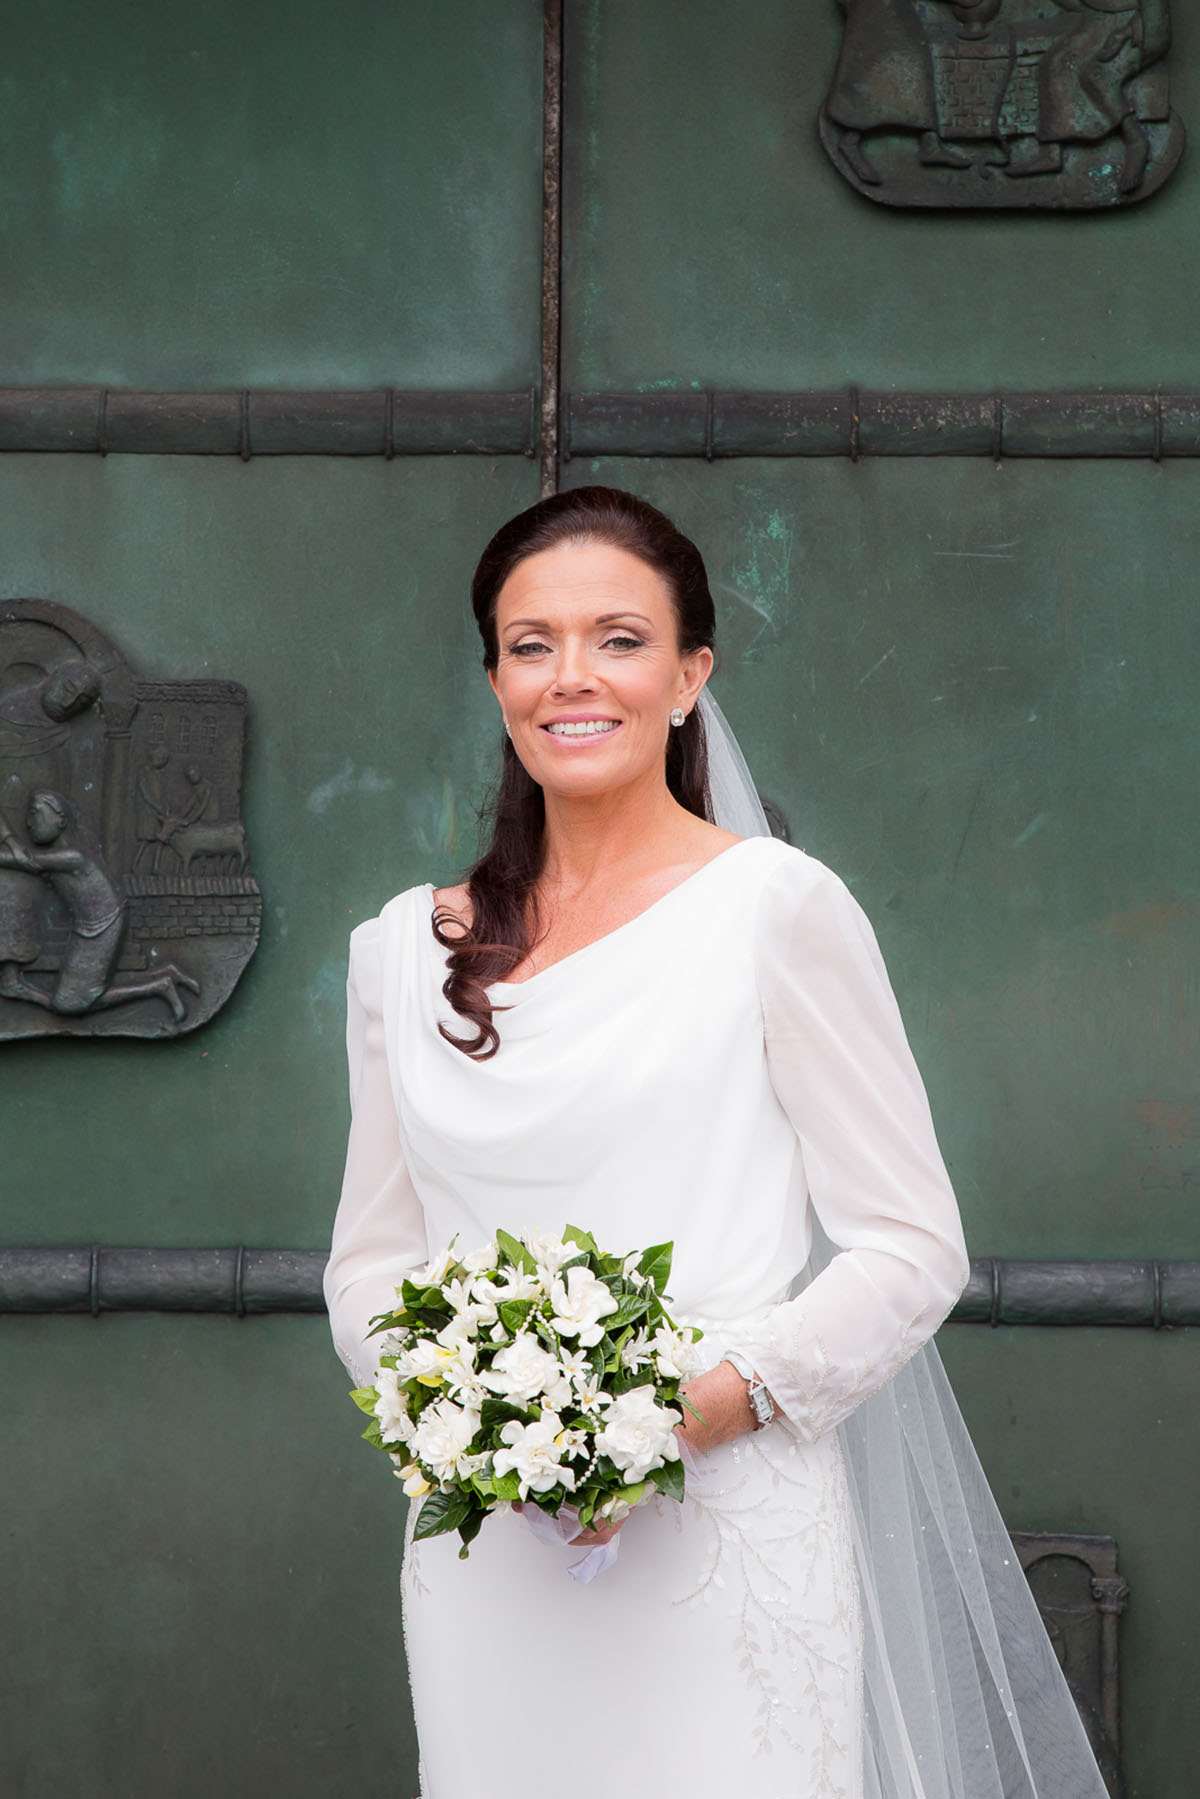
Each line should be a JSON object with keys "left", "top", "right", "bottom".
{"left": 540, "top": 0, "right": 564, "bottom": 497}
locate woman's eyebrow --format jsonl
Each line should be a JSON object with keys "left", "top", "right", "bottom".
{"left": 502, "top": 611, "right": 655, "bottom": 633}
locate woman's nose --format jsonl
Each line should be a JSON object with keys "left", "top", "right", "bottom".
{"left": 550, "top": 642, "right": 598, "bottom": 695}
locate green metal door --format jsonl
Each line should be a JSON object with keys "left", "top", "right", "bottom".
{"left": 2, "top": 5, "right": 1197, "bottom": 1794}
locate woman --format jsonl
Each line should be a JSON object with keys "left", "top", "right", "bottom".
{"left": 325, "top": 488, "right": 1107, "bottom": 1797}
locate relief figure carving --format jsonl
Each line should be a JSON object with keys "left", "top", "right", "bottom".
{"left": 0, "top": 791, "right": 199, "bottom": 1021}
{"left": 821, "top": 0, "right": 1185, "bottom": 206}
{"left": 0, "top": 599, "right": 261, "bottom": 1040}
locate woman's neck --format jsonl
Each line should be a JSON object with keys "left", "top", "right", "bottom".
{"left": 538, "top": 779, "right": 699, "bottom": 897}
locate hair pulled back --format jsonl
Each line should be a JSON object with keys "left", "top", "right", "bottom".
{"left": 435, "top": 485, "right": 717, "bottom": 1059}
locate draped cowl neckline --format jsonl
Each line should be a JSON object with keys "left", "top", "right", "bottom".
{"left": 421, "top": 834, "right": 761, "bottom": 999}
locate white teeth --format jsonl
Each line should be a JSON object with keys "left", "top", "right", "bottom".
{"left": 546, "top": 720, "right": 619, "bottom": 737}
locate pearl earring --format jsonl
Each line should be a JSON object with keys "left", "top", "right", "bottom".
{"left": 503, "top": 721, "right": 512, "bottom": 738}
{"left": 669, "top": 707, "right": 686, "bottom": 727}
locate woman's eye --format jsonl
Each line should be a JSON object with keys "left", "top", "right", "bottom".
{"left": 603, "top": 635, "right": 644, "bottom": 652}
{"left": 508, "top": 641, "right": 550, "bottom": 657}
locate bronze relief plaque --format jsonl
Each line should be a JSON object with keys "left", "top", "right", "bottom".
{"left": 821, "top": 0, "right": 1185, "bottom": 207}
{"left": 0, "top": 599, "right": 260, "bottom": 1039}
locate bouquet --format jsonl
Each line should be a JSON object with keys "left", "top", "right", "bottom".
{"left": 350, "top": 1225, "right": 705, "bottom": 1558}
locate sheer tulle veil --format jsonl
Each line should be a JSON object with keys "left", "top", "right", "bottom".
{"left": 698, "top": 688, "right": 1108, "bottom": 1799}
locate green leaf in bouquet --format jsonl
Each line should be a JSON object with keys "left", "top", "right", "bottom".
{"left": 637, "top": 1241, "right": 673, "bottom": 1291}
{"left": 532, "top": 1315, "right": 560, "bottom": 1349}
{"left": 649, "top": 1457, "right": 685, "bottom": 1503}
{"left": 480, "top": 1396, "right": 535, "bottom": 1436}
{"left": 495, "top": 1228, "right": 537, "bottom": 1274}
{"left": 563, "top": 1223, "right": 600, "bottom": 1257}
{"left": 400, "top": 1279, "right": 454, "bottom": 1313}
{"left": 412, "top": 1488, "right": 473, "bottom": 1542}
{"left": 491, "top": 1468, "right": 522, "bottom": 1503}
{"left": 611, "top": 1291, "right": 651, "bottom": 1328}
{"left": 457, "top": 1505, "right": 487, "bottom": 1558}
{"left": 350, "top": 1386, "right": 381, "bottom": 1418}
{"left": 410, "top": 1382, "right": 443, "bottom": 1417}
{"left": 680, "top": 1393, "right": 708, "bottom": 1426}
{"left": 498, "top": 1297, "right": 535, "bottom": 1335}
{"left": 360, "top": 1420, "right": 384, "bottom": 1448}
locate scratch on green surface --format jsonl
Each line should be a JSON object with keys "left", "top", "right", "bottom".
{"left": 727, "top": 505, "right": 793, "bottom": 660}
{"left": 408, "top": 776, "right": 458, "bottom": 860}
{"left": 307, "top": 955, "right": 347, "bottom": 1039}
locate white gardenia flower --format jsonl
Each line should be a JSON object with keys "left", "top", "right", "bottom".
{"left": 541, "top": 1371, "right": 575, "bottom": 1412}
{"left": 548, "top": 1266, "right": 619, "bottom": 1347}
{"left": 621, "top": 1253, "right": 648, "bottom": 1286}
{"left": 572, "top": 1374, "right": 612, "bottom": 1415}
{"left": 594, "top": 1385, "right": 682, "bottom": 1482}
{"left": 650, "top": 1325, "right": 704, "bottom": 1381}
{"left": 418, "top": 1243, "right": 459, "bottom": 1287}
{"left": 492, "top": 1265, "right": 544, "bottom": 1303}
{"left": 436, "top": 1314, "right": 480, "bottom": 1354}
{"left": 411, "top": 1397, "right": 482, "bottom": 1483}
{"left": 435, "top": 1335, "right": 486, "bottom": 1402}
{"left": 395, "top": 1338, "right": 447, "bottom": 1385}
{"left": 557, "top": 1346, "right": 592, "bottom": 1383}
{"left": 436, "top": 1277, "right": 496, "bottom": 1338}
{"left": 470, "top": 1275, "right": 502, "bottom": 1307}
{"left": 619, "top": 1328, "right": 653, "bottom": 1371}
{"left": 528, "top": 1230, "right": 574, "bottom": 1278}
{"left": 480, "top": 1334, "right": 562, "bottom": 1404}
{"left": 492, "top": 1412, "right": 577, "bottom": 1498}
{"left": 373, "top": 1368, "right": 415, "bottom": 1447}
{"left": 398, "top": 1462, "right": 432, "bottom": 1498}
{"left": 461, "top": 1239, "right": 499, "bottom": 1275}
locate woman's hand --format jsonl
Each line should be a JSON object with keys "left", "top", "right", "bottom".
{"left": 675, "top": 1359, "right": 759, "bottom": 1458}
{"left": 511, "top": 1501, "right": 627, "bottom": 1549}
{"left": 566, "top": 1514, "right": 626, "bottom": 1549}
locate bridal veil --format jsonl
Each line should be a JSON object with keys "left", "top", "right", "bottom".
{"left": 698, "top": 688, "right": 1108, "bottom": 1799}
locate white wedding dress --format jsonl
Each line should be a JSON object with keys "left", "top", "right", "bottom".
{"left": 325, "top": 835, "right": 972, "bottom": 1799}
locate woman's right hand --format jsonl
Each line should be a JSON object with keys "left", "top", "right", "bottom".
{"left": 512, "top": 1500, "right": 628, "bottom": 1549}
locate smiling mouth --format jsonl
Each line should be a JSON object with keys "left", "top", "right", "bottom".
{"left": 542, "top": 720, "right": 621, "bottom": 738}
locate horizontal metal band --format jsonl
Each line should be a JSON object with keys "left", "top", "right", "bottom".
{"left": 1, "top": 1247, "right": 1198, "bottom": 1324}
{"left": 0, "top": 388, "right": 537, "bottom": 457}
{"left": 0, "top": 1246, "right": 328, "bottom": 1315}
{"left": 952, "top": 1257, "right": 1200, "bottom": 1327}
{"left": 567, "top": 390, "right": 1200, "bottom": 459}
{"left": 1, "top": 387, "right": 1200, "bottom": 459}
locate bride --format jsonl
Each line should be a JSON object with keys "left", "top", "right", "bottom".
{"left": 324, "top": 486, "right": 1108, "bottom": 1798}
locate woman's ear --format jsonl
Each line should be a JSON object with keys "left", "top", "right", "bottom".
{"left": 678, "top": 646, "right": 715, "bottom": 710}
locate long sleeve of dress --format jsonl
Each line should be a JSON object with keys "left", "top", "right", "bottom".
{"left": 323, "top": 917, "right": 430, "bottom": 1387}
{"left": 739, "top": 855, "right": 970, "bottom": 1441}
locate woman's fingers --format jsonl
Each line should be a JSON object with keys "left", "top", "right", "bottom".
{"left": 569, "top": 1517, "right": 625, "bottom": 1547}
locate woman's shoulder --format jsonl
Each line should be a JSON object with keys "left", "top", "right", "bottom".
{"left": 726, "top": 833, "right": 840, "bottom": 899}
{"left": 734, "top": 838, "right": 868, "bottom": 945}
{"left": 348, "top": 883, "right": 435, "bottom": 956}
{"left": 430, "top": 880, "right": 471, "bottom": 937}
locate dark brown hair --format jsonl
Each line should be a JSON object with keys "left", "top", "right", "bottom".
{"left": 435, "top": 485, "right": 717, "bottom": 1058}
